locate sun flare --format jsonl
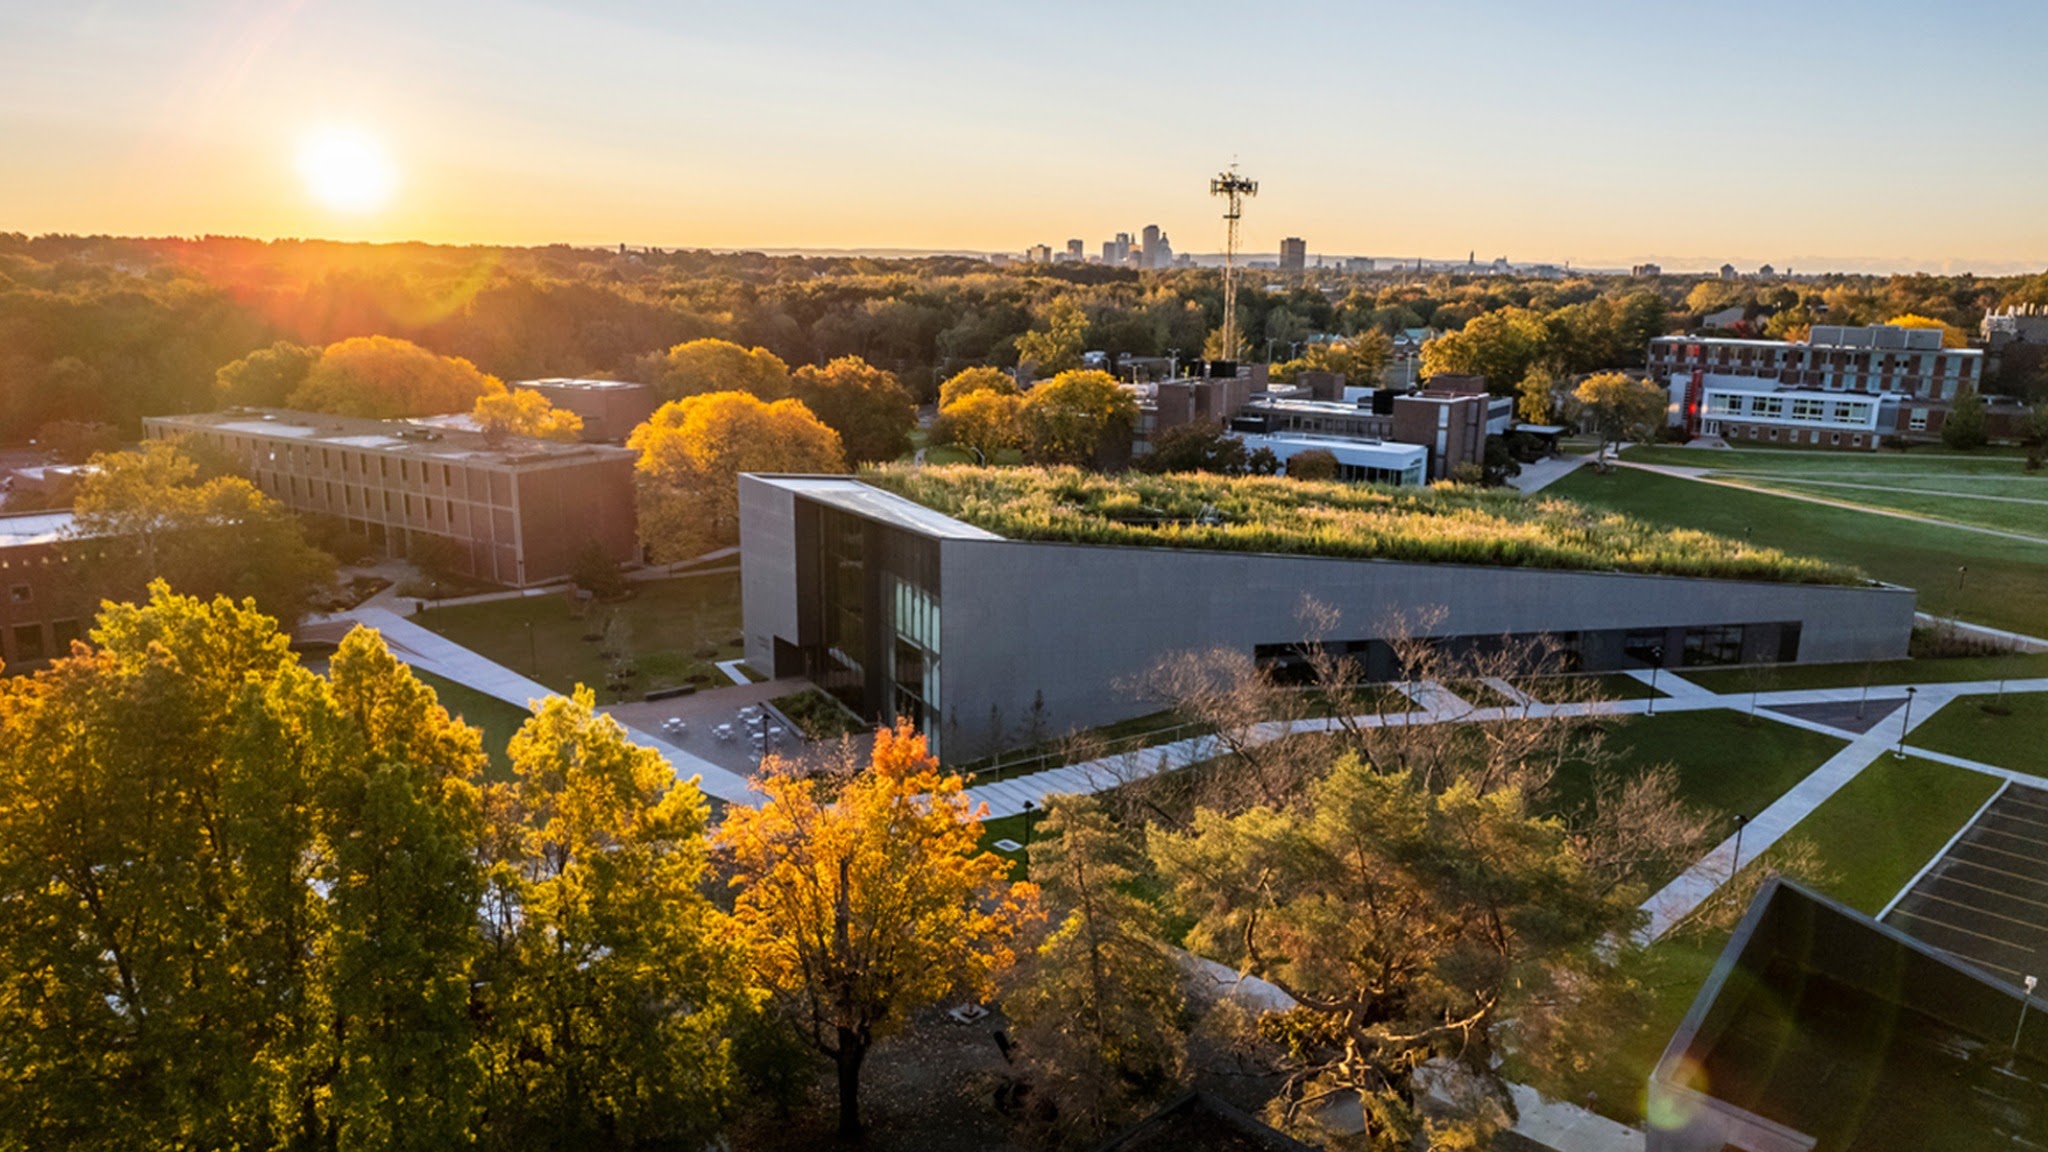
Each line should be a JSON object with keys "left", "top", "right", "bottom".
{"left": 296, "top": 126, "right": 398, "bottom": 214}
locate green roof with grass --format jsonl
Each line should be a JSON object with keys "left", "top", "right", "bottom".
{"left": 859, "top": 465, "right": 1865, "bottom": 585}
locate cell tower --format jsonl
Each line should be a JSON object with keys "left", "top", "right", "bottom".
{"left": 1210, "top": 165, "right": 1257, "bottom": 361}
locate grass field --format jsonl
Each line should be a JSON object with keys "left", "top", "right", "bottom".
{"left": 1566, "top": 753, "right": 2001, "bottom": 1126}
{"left": 412, "top": 669, "right": 531, "bottom": 782}
{"left": 415, "top": 573, "right": 743, "bottom": 699}
{"left": 1549, "top": 466, "right": 2048, "bottom": 636}
{"left": 1910, "top": 692, "right": 2048, "bottom": 778}
{"left": 1679, "top": 650, "right": 2048, "bottom": 694}
{"left": 1546, "top": 710, "right": 1847, "bottom": 846}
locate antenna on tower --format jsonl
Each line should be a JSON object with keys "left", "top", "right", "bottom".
{"left": 1210, "top": 165, "right": 1258, "bottom": 362}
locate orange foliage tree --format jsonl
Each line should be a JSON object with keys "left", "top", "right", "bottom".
{"left": 723, "top": 723, "right": 1038, "bottom": 1140}
{"left": 628, "top": 391, "right": 844, "bottom": 562}
{"left": 471, "top": 384, "right": 583, "bottom": 443}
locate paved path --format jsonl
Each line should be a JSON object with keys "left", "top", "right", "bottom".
{"left": 1914, "top": 611, "right": 2048, "bottom": 653}
{"left": 345, "top": 608, "right": 761, "bottom": 804}
{"left": 1508, "top": 453, "right": 1594, "bottom": 494}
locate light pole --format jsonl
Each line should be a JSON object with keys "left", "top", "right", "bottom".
{"left": 1729, "top": 814, "right": 1749, "bottom": 882}
{"left": 1020, "top": 800, "right": 1037, "bottom": 878}
{"left": 2015, "top": 975, "right": 2040, "bottom": 1065}
{"left": 1645, "top": 645, "right": 1664, "bottom": 716}
{"left": 1895, "top": 686, "right": 1918, "bottom": 759}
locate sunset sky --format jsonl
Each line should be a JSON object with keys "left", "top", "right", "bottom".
{"left": 6, "top": 0, "right": 2046, "bottom": 273}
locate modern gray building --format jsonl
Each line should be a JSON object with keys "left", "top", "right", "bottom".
{"left": 738, "top": 475, "right": 1916, "bottom": 762}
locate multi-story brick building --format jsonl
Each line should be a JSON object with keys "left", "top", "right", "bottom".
{"left": 0, "top": 511, "right": 88, "bottom": 668}
{"left": 145, "top": 410, "right": 638, "bottom": 587}
{"left": 1650, "top": 324, "right": 1984, "bottom": 448}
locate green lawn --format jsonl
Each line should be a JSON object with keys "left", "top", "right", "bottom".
{"left": 415, "top": 573, "right": 744, "bottom": 699}
{"left": 1679, "top": 650, "right": 2048, "bottom": 694}
{"left": 1726, "top": 478, "right": 2048, "bottom": 538}
{"left": 1910, "top": 692, "right": 2048, "bottom": 778}
{"left": 413, "top": 669, "right": 531, "bottom": 783}
{"left": 1546, "top": 710, "right": 1846, "bottom": 840}
{"left": 1549, "top": 466, "right": 2048, "bottom": 636}
{"left": 1516, "top": 671, "right": 1664, "bottom": 703}
{"left": 1560, "top": 752, "right": 2001, "bottom": 1126}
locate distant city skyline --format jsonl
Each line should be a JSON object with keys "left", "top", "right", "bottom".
{"left": 5, "top": 1, "right": 2048, "bottom": 276}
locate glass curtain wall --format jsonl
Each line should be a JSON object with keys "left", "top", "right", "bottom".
{"left": 808, "top": 503, "right": 943, "bottom": 754}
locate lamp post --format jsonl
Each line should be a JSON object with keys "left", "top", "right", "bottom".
{"left": 1020, "top": 800, "right": 1037, "bottom": 878}
{"left": 1895, "top": 686, "right": 1918, "bottom": 759}
{"left": 1645, "top": 645, "right": 1664, "bottom": 716}
{"left": 2016, "top": 975, "right": 2040, "bottom": 1064}
{"left": 1729, "top": 814, "right": 1749, "bottom": 883}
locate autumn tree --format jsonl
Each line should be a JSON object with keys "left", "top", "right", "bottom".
{"left": 30, "top": 418, "right": 120, "bottom": 463}
{"left": 288, "top": 335, "right": 502, "bottom": 418}
{"left": 1015, "top": 296, "right": 1089, "bottom": 375}
{"left": 1283, "top": 332, "right": 1393, "bottom": 385}
{"left": 71, "top": 440, "right": 334, "bottom": 624}
{"left": 1020, "top": 369, "right": 1137, "bottom": 466}
{"left": 1419, "top": 308, "right": 1550, "bottom": 393}
{"left": 1886, "top": 312, "right": 1969, "bottom": 348}
{"left": 938, "top": 365, "right": 1020, "bottom": 408}
{"left": 790, "top": 355, "right": 918, "bottom": 463}
{"left": 1284, "top": 447, "right": 1338, "bottom": 481}
{"left": 724, "top": 723, "right": 1038, "bottom": 1140}
{"left": 652, "top": 338, "right": 793, "bottom": 403}
{"left": 934, "top": 388, "right": 1026, "bottom": 464}
{"left": 1572, "top": 371, "right": 1667, "bottom": 453}
{"left": 1515, "top": 365, "right": 1560, "bottom": 424}
{"left": 214, "top": 340, "right": 320, "bottom": 407}
{"left": 471, "top": 382, "right": 584, "bottom": 443}
{"left": 475, "top": 689, "right": 752, "bottom": 1149}
{"left": 1006, "top": 796, "right": 1185, "bottom": 1139}
{"left": 629, "top": 391, "right": 845, "bottom": 563}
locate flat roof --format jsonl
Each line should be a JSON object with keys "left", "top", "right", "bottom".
{"left": 0, "top": 511, "right": 76, "bottom": 548}
{"left": 1243, "top": 432, "right": 1426, "bottom": 465}
{"left": 1246, "top": 397, "right": 1374, "bottom": 415}
{"left": 149, "top": 409, "right": 636, "bottom": 468}
{"left": 514, "top": 377, "right": 652, "bottom": 392}
{"left": 749, "top": 475, "right": 1004, "bottom": 541}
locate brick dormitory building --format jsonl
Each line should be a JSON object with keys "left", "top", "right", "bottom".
{"left": 145, "top": 409, "right": 638, "bottom": 587}
{"left": 1651, "top": 324, "right": 1987, "bottom": 449}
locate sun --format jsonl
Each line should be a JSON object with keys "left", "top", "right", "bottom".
{"left": 296, "top": 126, "right": 398, "bottom": 214}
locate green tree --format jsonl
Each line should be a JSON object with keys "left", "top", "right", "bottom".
{"left": 1942, "top": 388, "right": 1988, "bottom": 449}
{"left": 938, "top": 365, "right": 1020, "bottom": 408}
{"left": 1572, "top": 371, "right": 1667, "bottom": 453}
{"left": 1020, "top": 369, "right": 1137, "bottom": 466}
{"left": 1140, "top": 421, "right": 1250, "bottom": 475}
{"left": 1015, "top": 296, "right": 1089, "bottom": 374}
{"left": 71, "top": 440, "right": 335, "bottom": 625}
{"left": 790, "top": 355, "right": 918, "bottom": 463}
{"left": 1418, "top": 309, "right": 1549, "bottom": 393}
{"left": 1007, "top": 797, "right": 1185, "bottom": 1138}
{"left": 289, "top": 335, "right": 502, "bottom": 418}
{"left": 629, "top": 392, "right": 846, "bottom": 563}
{"left": 30, "top": 419, "right": 120, "bottom": 463}
{"left": 653, "top": 338, "right": 793, "bottom": 403}
{"left": 1148, "top": 756, "right": 1641, "bottom": 1148}
{"left": 215, "top": 340, "right": 320, "bottom": 407}
{"left": 476, "top": 689, "right": 752, "bottom": 1150}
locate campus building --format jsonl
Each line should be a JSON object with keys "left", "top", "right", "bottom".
{"left": 738, "top": 474, "right": 1915, "bottom": 762}
{"left": 1651, "top": 324, "right": 1984, "bottom": 449}
{"left": 1651, "top": 879, "right": 2047, "bottom": 1150}
{"left": 145, "top": 409, "right": 638, "bottom": 587}
{"left": 509, "top": 378, "right": 660, "bottom": 442}
{"left": 0, "top": 511, "right": 88, "bottom": 668}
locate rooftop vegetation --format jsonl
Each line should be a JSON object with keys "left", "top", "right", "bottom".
{"left": 862, "top": 464, "right": 1865, "bottom": 585}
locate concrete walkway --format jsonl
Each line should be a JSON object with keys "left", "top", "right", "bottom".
{"left": 344, "top": 607, "right": 761, "bottom": 804}
{"left": 1508, "top": 453, "right": 1594, "bottom": 494}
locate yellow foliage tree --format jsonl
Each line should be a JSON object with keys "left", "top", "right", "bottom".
{"left": 628, "top": 391, "right": 845, "bottom": 563}
{"left": 652, "top": 338, "right": 792, "bottom": 402}
{"left": 471, "top": 383, "right": 583, "bottom": 442}
{"left": 934, "top": 388, "right": 1025, "bottom": 464}
{"left": 937, "top": 365, "right": 1020, "bottom": 408}
{"left": 724, "top": 723, "right": 1038, "bottom": 1140}
{"left": 1573, "top": 371, "right": 1668, "bottom": 452}
{"left": 1886, "top": 313, "right": 1968, "bottom": 348}
{"left": 289, "top": 335, "right": 502, "bottom": 418}
{"left": 1020, "top": 369, "right": 1138, "bottom": 466}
